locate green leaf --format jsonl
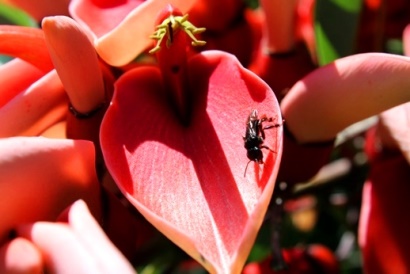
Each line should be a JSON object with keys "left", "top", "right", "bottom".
{"left": 0, "top": 54, "right": 12, "bottom": 65}
{"left": 385, "top": 39, "right": 403, "bottom": 55}
{"left": 0, "top": 3, "right": 37, "bottom": 27}
{"left": 242, "top": 0, "right": 259, "bottom": 10}
{"left": 314, "top": 0, "right": 363, "bottom": 65}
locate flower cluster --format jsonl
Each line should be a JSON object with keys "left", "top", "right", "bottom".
{"left": 1, "top": 0, "right": 410, "bottom": 273}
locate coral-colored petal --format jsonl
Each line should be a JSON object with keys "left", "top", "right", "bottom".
{"left": 18, "top": 222, "right": 101, "bottom": 273}
{"left": 0, "top": 137, "right": 101, "bottom": 243}
{"left": 0, "top": 58, "right": 45, "bottom": 108}
{"left": 296, "top": 0, "right": 316, "bottom": 58}
{"left": 259, "top": 0, "right": 297, "bottom": 53}
{"left": 0, "top": 237, "right": 43, "bottom": 274}
{"left": 40, "top": 121, "right": 67, "bottom": 138}
{"left": 376, "top": 102, "right": 410, "bottom": 164}
{"left": 69, "top": 0, "right": 144, "bottom": 39}
{"left": 281, "top": 53, "right": 410, "bottom": 143}
{"left": 17, "top": 200, "right": 133, "bottom": 274}
{"left": 42, "top": 16, "right": 105, "bottom": 113}
{"left": 101, "top": 51, "right": 282, "bottom": 273}
{"left": 403, "top": 24, "right": 410, "bottom": 56}
{"left": 0, "top": 25, "right": 53, "bottom": 72}
{"left": 66, "top": 200, "right": 135, "bottom": 274}
{"left": 95, "top": 0, "right": 197, "bottom": 66}
{"left": 0, "top": 70, "right": 67, "bottom": 137}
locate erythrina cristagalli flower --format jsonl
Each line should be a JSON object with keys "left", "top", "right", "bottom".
{"left": 100, "top": 5, "right": 283, "bottom": 273}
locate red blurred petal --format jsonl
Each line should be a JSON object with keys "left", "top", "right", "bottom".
{"left": 359, "top": 155, "right": 410, "bottom": 273}
{"left": 203, "top": 8, "right": 263, "bottom": 67}
{"left": 101, "top": 51, "right": 283, "bottom": 272}
{"left": 243, "top": 246, "right": 338, "bottom": 274}
{"left": 307, "top": 245, "right": 339, "bottom": 274}
{"left": 403, "top": 24, "right": 410, "bottom": 56}
{"left": 357, "top": 0, "right": 410, "bottom": 52}
{"left": 248, "top": 0, "right": 316, "bottom": 102}
{"left": 0, "top": 59, "right": 45, "bottom": 108}
{"left": 0, "top": 137, "right": 101, "bottom": 243}
{"left": 365, "top": 0, "right": 382, "bottom": 9}
{"left": 259, "top": 0, "right": 297, "bottom": 53}
{"left": 0, "top": 25, "right": 54, "bottom": 72}
{"left": 376, "top": 102, "right": 410, "bottom": 162}
{"left": 249, "top": 43, "right": 316, "bottom": 102}
{"left": 100, "top": 189, "right": 158, "bottom": 260}
{"left": 296, "top": 0, "right": 316, "bottom": 58}
{"left": 18, "top": 222, "right": 101, "bottom": 273}
{"left": 360, "top": 103, "right": 410, "bottom": 273}
{"left": 66, "top": 200, "right": 136, "bottom": 273}
{"left": 0, "top": 70, "right": 67, "bottom": 137}
{"left": 277, "top": 133, "right": 334, "bottom": 184}
{"left": 188, "top": 0, "right": 245, "bottom": 32}
{"left": 0, "top": 237, "right": 43, "bottom": 274}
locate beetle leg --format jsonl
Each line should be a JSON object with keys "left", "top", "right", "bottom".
{"left": 263, "top": 123, "right": 282, "bottom": 130}
{"left": 244, "top": 160, "right": 252, "bottom": 177}
{"left": 261, "top": 145, "right": 275, "bottom": 152}
{"left": 260, "top": 125, "right": 266, "bottom": 139}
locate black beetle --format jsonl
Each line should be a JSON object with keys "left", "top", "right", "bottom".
{"left": 243, "top": 109, "right": 282, "bottom": 176}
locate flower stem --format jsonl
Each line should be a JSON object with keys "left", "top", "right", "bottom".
{"left": 149, "top": 5, "right": 206, "bottom": 122}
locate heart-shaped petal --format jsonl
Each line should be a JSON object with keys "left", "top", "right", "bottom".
{"left": 101, "top": 51, "right": 283, "bottom": 273}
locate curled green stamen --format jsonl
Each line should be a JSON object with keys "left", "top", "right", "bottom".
{"left": 149, "top": 14, "right": 206, "bottom": 54}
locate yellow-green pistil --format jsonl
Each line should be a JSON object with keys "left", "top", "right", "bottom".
{"left": 149, "top": 14, "right": 206, "bottom": 54}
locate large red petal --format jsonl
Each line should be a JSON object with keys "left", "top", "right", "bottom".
{"left": 101, "top": 51, "right": 283, "bottom": 273}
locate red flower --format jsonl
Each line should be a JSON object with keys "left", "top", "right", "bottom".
{"left": 100, "top": 5, "right": 283, "bottom": 273}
